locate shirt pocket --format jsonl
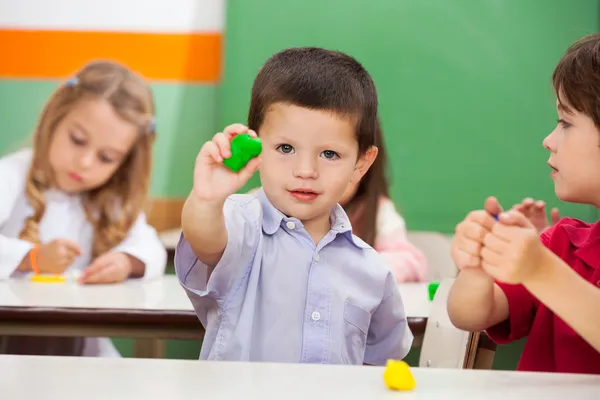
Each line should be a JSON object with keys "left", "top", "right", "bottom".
{"left": 342, "top": 301, "right": 371, "bottom": 364}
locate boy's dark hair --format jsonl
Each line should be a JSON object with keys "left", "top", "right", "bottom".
{"left": 553, "top": 33, "right": 600, "bottom": 128}
{"left": 248, "top": 47, "right": 378, "bottom": 153}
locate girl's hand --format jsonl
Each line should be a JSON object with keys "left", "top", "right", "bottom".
{"left": 192, "top": 124, "right": 261, "bottom": 204}
{"left": 79, "top": 252, "right": 133, "bottom": 284}
{"left": 37, "top": 239, "right": 81, "bottom": 274}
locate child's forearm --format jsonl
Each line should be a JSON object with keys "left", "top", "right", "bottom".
{"left": 447, "top": 268, "right": 509, "bottom": 331}
{"left": 181, "top": 194, "right": 228, "bottom": 268}
{"left": 525, "top": 252, "right": 600, "bottom": 352}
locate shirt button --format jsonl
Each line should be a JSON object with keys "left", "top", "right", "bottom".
{"left": 286, "top": 221, "right": 296, "bottom": 229}
{"left": 314, "top": 253, "right": 320, "bottom": 262}
{"left": 311, "top": 311, "right": 321, "bottom": 321}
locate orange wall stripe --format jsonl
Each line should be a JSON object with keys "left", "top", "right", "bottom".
{"left": 0, "top": 29, "right": 222, "bottom": 83}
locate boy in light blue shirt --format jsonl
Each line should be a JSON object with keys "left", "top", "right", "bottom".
{"left": 175, "top": 47, "right": 413, "bottom": 364}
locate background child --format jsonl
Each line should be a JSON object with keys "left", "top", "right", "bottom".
{"left": 447, "top": 34, "right": 600, "bottom": 374}
{"left": 176, "top": 47, "right": 412, "bottom": 365}
{"left": 0, "top": 60, "right": 167, "bottom": 357}
{"left": 339, "top": 121, "right": 428, "bottom": 283}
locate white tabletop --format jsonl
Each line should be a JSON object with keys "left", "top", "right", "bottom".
{"left": 0, "top": 275, "right": 431, "bottom": 318}
{"left": 1, "top": 356, "right": 597, "bottom": 400}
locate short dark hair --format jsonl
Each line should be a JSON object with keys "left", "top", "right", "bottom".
{"left": 553, "top": 33, "right": 600, "bottom": 128}
{"left": 248, "top": 47, "right": 378, "bottom": 153}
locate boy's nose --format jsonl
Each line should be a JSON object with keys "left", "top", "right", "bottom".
{"left": 293, "top": 157, "right": 318, "bottom": 180}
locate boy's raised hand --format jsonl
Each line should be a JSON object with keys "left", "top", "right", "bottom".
{"left": 511, "top": 197, "right": 560, "bottom": 233}
{"left": 450, "top": 196, "right": 499, "bottom": 271}
{"left": 192, "top": 124, "right": 261, "bottom": 203}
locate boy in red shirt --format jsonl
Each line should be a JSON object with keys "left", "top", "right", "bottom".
{"left": 447, "top": 33, "right": 600, "bottom": 374}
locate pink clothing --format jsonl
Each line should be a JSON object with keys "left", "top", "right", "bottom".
{"left": 372, "top": 197, "right": 428, "bottom": 283}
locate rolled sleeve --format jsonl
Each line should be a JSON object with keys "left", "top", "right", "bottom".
{"left": 112, "top": 213, "right": 167, "bottom": 281}
{"left": 174, "top": 198, "right": 259, "bottom": 317}
{"left": 364, "top": 272, "right": 413, "bottom": 365}
{"left": 0, "top": 149, "right": 36, "bottom": 279}
{"left": 486, "top": 282, "right": 536, "bottom": 344}
{"left": 0, "top": 237, "right": 34, "bottom": 279}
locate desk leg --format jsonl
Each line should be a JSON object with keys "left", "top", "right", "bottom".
{"left": 134, "top": 338, "right": 165, "bottom": 358}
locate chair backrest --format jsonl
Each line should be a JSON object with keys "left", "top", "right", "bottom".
{"left": 419, "top": 278, "right": 470, "bottom": 368}
{"left": 407, "top": 231, "right": 457, "bottom": 281}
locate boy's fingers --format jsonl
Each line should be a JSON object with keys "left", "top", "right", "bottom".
{"left": 522, "top": 197, "right": 534, "bottom": 208}
{"left": 453, "top": 249, "right": 480, "bottom": 269}
{"left": 213, "top": 132, "right": 231, "bottom": 159}
{"left": 223, "top": 124, "right": 249, "bottom": 137}
{"left": 201, "top": 141, "right": 223, "bottom": 163}
{"left": 237, "top": 157, "right": 261, "bottom": 183}
{"left": 497, "top": 210, "right": 532, "bottom": 228}
{"left": 465, "top": 210, "right": 496, "bottom": 232}
{"left": 456, "top": 236, "right": 482, "bottom": 256}
{"left": 484, "top": 196, "right": 503, "bottom": 218}
{"left": 534, "top": 200, "right": 545, "bottom": 210}
{"left": 460, "top": 220, "right": 491, "bottom": 242}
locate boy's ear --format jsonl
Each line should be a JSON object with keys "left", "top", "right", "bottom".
{"left": 350, "top": 146, "right": 378, "bottom": 184}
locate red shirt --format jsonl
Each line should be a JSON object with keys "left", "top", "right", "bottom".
{"left": 486, "top": 218, "right": 600, "bottom": 374}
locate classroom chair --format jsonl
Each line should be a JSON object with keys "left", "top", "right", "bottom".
{"left": 419, "top": 278, "right": 497, "bottom": 369}
{"left": 406, "top": 231, "right": 458, "bottom": 281}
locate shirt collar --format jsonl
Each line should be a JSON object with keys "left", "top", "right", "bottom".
{"left": 255, "top": 188, "right": 363, "bottom": 247}
{"left": 562, "top": 219, "right": 600, "bottom": 270}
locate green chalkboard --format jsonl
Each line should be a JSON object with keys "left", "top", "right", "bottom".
{"left": 220, "top": 0, "right": 599, "bottom": 232}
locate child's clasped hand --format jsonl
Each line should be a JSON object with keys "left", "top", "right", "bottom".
{"left": 452, "top": 196, "right": 555, "bottom": 285}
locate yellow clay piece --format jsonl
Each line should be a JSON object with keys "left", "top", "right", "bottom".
{"left": 30, "top": 275, "right": 66, "bottom": 283}
{"left": 383, "top": 360, "right": 416, "bottom": 391}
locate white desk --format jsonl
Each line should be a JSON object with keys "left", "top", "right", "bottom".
{"left": 1, "top": 356, "right": 597, "bottom": 399}
{"left": 0, "top": 276, "right": 431, "bottom": 352}
{"left": 0, "top": 275, "right": 430, "bottom": 317}
{"left": 0, "top": 274, "right": 191, "bottom": 311}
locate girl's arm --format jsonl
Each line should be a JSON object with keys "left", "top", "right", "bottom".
{"left": 111, "top": 212, "right": 168, "bottom": 280}
{"left": 374, "top": 198, "right": 428, "bottom": 282}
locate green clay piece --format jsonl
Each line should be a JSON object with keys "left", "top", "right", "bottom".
{"left": 223, "top": 134, "right": 262, "bottom": 172}
{"left": 428, "top": 282, "right": 440, "bottom": 301}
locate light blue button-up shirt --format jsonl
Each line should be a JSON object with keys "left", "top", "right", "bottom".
{"left": 175, "top": 189, "right": 413, "bottom": 365}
